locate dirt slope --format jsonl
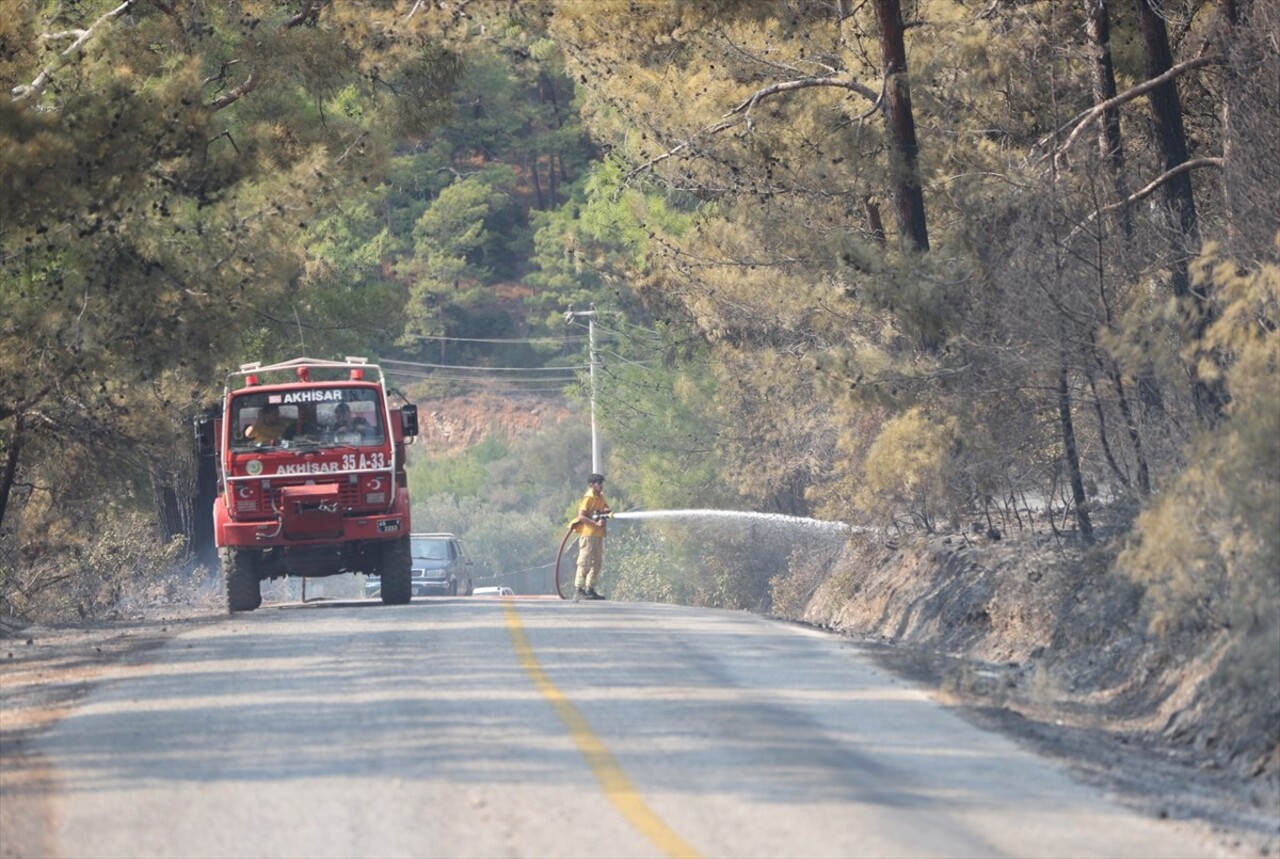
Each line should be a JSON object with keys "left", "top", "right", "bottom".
{"left": 407, "top": 390, "right": 573, "bottom": 455}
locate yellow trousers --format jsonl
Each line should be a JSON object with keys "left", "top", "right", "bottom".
{"left": 574, "top": 535, "right": 604, "bottom": 589}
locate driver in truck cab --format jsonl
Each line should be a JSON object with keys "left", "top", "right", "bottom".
{"left": 245, "top": 403, "right": 289, "bottom": 444}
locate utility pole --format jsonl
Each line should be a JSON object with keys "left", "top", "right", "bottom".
{"left": 565, "top": 305, "right": 600, "bottom": 474}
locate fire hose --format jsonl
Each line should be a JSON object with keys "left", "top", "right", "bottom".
{"left": 553, "top": 525, "right": 575, "bottom": 600}
{"left": 553, "top": 511, "right": 610, "bottom": 600}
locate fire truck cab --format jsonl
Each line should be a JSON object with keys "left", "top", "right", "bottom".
{"left": 209, "top": 357, "right": 418, "bottom": 612}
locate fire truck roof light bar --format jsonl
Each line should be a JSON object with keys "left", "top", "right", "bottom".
{"left": 228, "top": 357, "right": 385, "bottom": 383}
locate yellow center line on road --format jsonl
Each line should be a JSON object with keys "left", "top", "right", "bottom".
{"left": 502, "top": 601, "right": 701, "bottom": 859}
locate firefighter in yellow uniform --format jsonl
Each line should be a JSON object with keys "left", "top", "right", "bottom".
{"left": 572, "top": 473, "right": 611, "bottom": 601}
{"left": 246, "top": 403, "right": 289, "bottom": 444}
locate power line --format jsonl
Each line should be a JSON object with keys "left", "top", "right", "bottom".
{"left": 409, "top": 333, "right": 592, "bottom": 344}
{"left": 381, "top": 357, "right": 589, "bottom": 372}
{"left": 382, "top": 367, "right": 578, "bottom": 388}
{"left": 385, "top": 370, "right": 577, "bottom": 383}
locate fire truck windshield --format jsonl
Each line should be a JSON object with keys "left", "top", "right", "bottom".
{"left": 231, "top": 388, "right": 385, "bottom": 451}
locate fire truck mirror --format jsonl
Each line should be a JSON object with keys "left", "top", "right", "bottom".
{"left": 193, "top": 413, "right": 215, "bottom": 454}
{"left": 399, "top": 403, "right": 419, "bottom": 438}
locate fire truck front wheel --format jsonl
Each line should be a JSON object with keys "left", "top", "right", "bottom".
{"left": 222, "top": 547, "right": 263, "bottom": 613}
{"left": 378, "top": 536, "right": 412, "bottom": 605}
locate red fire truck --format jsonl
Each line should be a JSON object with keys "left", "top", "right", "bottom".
{"left": 209, "top": 357, "right": 418, "bottom": 612}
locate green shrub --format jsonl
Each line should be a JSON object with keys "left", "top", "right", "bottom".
{"left": 608, "top": 528, "right": 682, "bottom": 604}
{"left": 856, "top": 407, "right": 960, "bottom": 532}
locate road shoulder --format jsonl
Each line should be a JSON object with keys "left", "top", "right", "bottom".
{"left": 1, "top": 613, "right": 211, "bottom": 858}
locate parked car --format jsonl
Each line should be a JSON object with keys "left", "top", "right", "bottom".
{"left": 473, "top": 586, "right": 515, "bottom": 596}
{"left": 365, "top": 532, "right": 474, "bottom": 597}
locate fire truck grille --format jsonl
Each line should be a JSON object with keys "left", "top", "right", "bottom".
{"left": 228, "top": 473, "right": 394, "bottom": 522}
{"left": 234, "top": 480, "right": 365, "bottom": 516}
{"left": 265, "top": 481, "right": 362, "bottom": 511}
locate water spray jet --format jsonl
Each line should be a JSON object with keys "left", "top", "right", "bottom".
{"left": 609, "top": 509, "right": 851, "bottom": 532}
{"left": 552, "top": 508, "right": 853, "bottom": 599}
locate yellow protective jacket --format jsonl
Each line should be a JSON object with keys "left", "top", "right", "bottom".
{"left": 576, "top": 490, "right": 611, "bottom": 538}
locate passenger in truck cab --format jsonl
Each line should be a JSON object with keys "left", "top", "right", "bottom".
{"left": 330, "top": 402, "right": 369, "bottom": 437}
{"left": 245, "top": 403, "right": 290, "bottom": 445}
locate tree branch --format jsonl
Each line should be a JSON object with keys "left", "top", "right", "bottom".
{"left": 210, "top": 73, "right": 257, "bottom": 111}
{"left": 1064, "top": 157, "right": 1224, "bottom": 246}
{"left": 1046, "top": 54, "right": 1222, "bottom": 159}
{"left": 284, "top": 0, "right": 328, "bottom": 28}
{"left": 727, "top": 75, "right": 880, "bottom": 120}
{"left": 619, "top": 74, "right": 883, "bottom": 194}
{"left": 203, "top": 58, "right": 242, "bottom": 88}
{"left": 204, "top": 0, "right": 322, "bottom": 113}
{"left": 11, "top": 0, "right": 141, "bottom": 102}
{"left": 335, "top": 130, "right": 371, "bottom": 165}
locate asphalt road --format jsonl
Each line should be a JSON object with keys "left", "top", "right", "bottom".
{"left": 34, "top": 597, "right": 1222, "bottom": 858}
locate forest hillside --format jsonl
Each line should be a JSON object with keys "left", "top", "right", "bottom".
{"left": 1, "top": 0, "right": 1276, "bottom": 812}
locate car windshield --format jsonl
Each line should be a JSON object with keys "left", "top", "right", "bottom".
{"left": 412, "top": 538, "right": 452, "bottom": 561}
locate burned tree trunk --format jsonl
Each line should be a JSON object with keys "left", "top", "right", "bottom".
{"left": 1059, "top": 365, "right": 1095, "bottom": 544}
{"left": 872, "top": 0, "right": 929, "bottom": 254}
{"left": 1134, "top": 0, "right": 1228, "bottom": 422}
